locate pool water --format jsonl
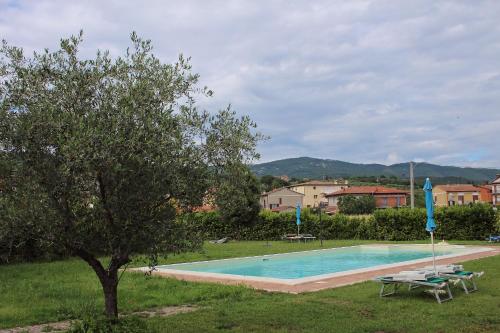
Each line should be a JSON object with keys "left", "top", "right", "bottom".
{"left": 157, "top": 245, "right": 469, "bottom": 279}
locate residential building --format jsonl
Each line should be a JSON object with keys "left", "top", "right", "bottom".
{"left": 324, "top": 186, "right": 408, "bottom": 209}
{"left": 288, "top": 180, "right": 348, "bottom": 208}
{"left": 477, "top": 185, "right": 493, "bottom": 204}
{"left": 192, "top": 188, "right": 217, "bottom": 212}
{"left": 492, "top": 175, "right": 500, "bottom": 206}
{"left": 260, "top": 187, "right": 304, "bottom": 211}
{"left": 278, "top": 175, "right": 290, "bottom": 182}
{"left": 433, "top": 184, "right": 492, "bottom": 207}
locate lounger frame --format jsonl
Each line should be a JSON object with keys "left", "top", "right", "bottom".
{"left": 438, "top": 273, "right": 478, "bottom": 294}
{"left": 377, "top": 278, "right": 453, "bottom": 304}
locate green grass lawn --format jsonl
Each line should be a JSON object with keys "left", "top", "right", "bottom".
{"left": 1, "top": 240, "right": 499, "bottom": 332}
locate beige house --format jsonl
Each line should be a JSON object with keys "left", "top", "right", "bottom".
{"left": 432, "top": 184, "right": 489, "bottom": 207}
{"left": 288, "top": 180, "right": 348, "bottom": 208}
{"left": 260, "top": 187, "right": 304, "bottom": 211}
{"left": 493, "top": 175, "right": 500, "bottom": 206}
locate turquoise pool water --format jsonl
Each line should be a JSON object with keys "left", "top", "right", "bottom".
{"left": 158, "top": 245, "right": 467, "bottom": 280}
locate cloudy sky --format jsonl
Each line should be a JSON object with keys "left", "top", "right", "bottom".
{"left": 1, "top": 0, "right": 499, "bottom": 167}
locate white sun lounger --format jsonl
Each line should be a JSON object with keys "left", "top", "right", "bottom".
{"left": 374, "top": 272, "right": 453, "bottom": 304}
{"left": 209, "top": 237, "right": 229, "bottom": 244}
{"left": 415, "top": 265, "right": 481, "bottom": 294}
{"left": 391, "top": 270, "right": 436, "bottom": 281}
{"left": 421, "top": 264, "right": 464, "bottom": 274}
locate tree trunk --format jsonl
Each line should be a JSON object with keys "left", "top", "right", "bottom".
{"left": 102, "top": 274, "right": 119, "bottom": 318}
{"left": 74, "top": 249, "right": 129, "bottom": 319}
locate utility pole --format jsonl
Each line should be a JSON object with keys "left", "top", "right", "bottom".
{"left": 410, "top": 161, "right": 415, "bottom": 209}
{"left": 319, "top": 203, "right": 323, "bottom": 247}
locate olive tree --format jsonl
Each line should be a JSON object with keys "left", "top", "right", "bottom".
{"left": 0, "top": 32, "right": 262, "bottom": 317}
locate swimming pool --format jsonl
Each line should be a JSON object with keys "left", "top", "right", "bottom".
{"left": 149, "top": 244, "right": 492, "bottom": 285}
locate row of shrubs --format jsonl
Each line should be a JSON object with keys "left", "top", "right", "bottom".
{"left": 183, "top": 203, "right": 498, "bottom": 241}
{"left": 1, "top": 203, "right": 497, "bottom": 264}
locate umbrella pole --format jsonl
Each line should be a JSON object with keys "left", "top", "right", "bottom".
{"left": 431, "top": 231, "right": 436, "bottom": 274}
{"left": 297, "top": 224, "right": 300, "bottom": 236}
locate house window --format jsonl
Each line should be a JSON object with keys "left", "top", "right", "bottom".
{"left": 472, "top": 194, "right": 479, "bottom": 203}
{"left": 314, "top": 195, "right": 318, "bottom": 199}
{"left": 279, "top": 198, "right": 282, "bottom": 205}
{"left": 458, "top": 195, "right": 464, "bottom": 205}
{"left": 313, "top": 186, "right": 316, "bottom": 190}
{"left": 381, "top": 197, "right": 388, "bottom": 207}
{"left": 396, "top": 197, "right": 401, "bottom": 207}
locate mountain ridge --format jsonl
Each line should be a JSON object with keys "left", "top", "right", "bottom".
{"left": 250, "top": 157, "right": 500, "bottom": 182}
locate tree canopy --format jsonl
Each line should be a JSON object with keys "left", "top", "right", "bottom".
{"left": 216, "top": 165, "right": 261, "bottom": 227}
{"left": 259, "top": 175, "right": 290, "bottom": 193}
{"left": 0, "top": 31, "right": 263, "bottom": 317}
{"left": 337, "top": 195, "right": 376, "bottom": 215}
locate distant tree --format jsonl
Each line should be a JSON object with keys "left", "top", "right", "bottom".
{"left": 216, "top": 164, "right": 261, "bottom": 227}
{"left": 259, "top": 175, "right": 275, "bottom": 192}
{"left": 259, "top": 174, "right": 289, "bottom": 192}
{"left": 338, "top": 195, "right": 376, "bottom": 215}
{"left": 0, "top": 32, "right": 263, "bottom": 317}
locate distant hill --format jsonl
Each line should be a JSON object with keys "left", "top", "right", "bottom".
{"left": 250, "top": 157, "right": 500, "bottom": 183}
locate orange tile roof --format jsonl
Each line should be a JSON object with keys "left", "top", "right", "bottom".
{"left": 434, "top": 184, "right": 481, "bottom": 192}
{"left": 325, "top": 186, "right": 408, "bottom": 197}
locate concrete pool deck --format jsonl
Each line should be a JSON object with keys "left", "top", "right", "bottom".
{"left": 131, "top": 245, "right": 500, "bottom": 293}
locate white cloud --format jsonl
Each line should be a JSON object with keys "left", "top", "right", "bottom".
{"left": 1, "top": 0, "right": 499, "bottom": 168}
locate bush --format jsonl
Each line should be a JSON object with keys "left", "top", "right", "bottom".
{"left": 4, "top": 203, "right": 496, "bottom": 264}
{"left": 435, "top": 203, "right": 497, "bottom": 240}
{"left": 372, "top": 208, "right": 428, "bottom": 241}
{"left": 182, "top": 209, "right": 372, "bottom": 241}
{"left": 372, "top": 204, "right": 496, "bottom": 241}
{"left": 338, "top": 195, "right": 376, "bottom": 215}
{"left": 185, "top": 203, "right": 496, "bottom": 242}
{"left": 496, "top": 211, "right": 500, "bottom": 233}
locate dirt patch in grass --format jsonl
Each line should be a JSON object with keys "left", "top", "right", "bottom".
{"left": 0, "top": 320, "right": 71, "bottom": 333}
{"left": 0, "top": 305, "right": 198, "bottom": 333}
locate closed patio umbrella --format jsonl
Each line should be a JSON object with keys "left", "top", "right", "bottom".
{"left": 296, "top": 202, "right": 301, "bottom": 236}
{"left": 423, "top": 177, "right": 437, "bottom": 274}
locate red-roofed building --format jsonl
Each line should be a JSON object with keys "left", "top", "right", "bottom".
{"left": 490, "top": 175, "right": 500, "bottom": 206}
{"left": 324, "top": 186, "right": 408, "bottom": 209}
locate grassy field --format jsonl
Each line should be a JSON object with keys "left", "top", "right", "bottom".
{"left": 1, "top": 240, "right": 499, "bottom": 332}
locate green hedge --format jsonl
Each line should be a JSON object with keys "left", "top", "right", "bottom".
{"left": 3, "top": 204, "right": 497, "bottom": 264}
{"left": 184, "top": 204, "right": 497, "bottom": 241}
{"left": 434, "top": 204, "right": 497, "bottom": 240}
